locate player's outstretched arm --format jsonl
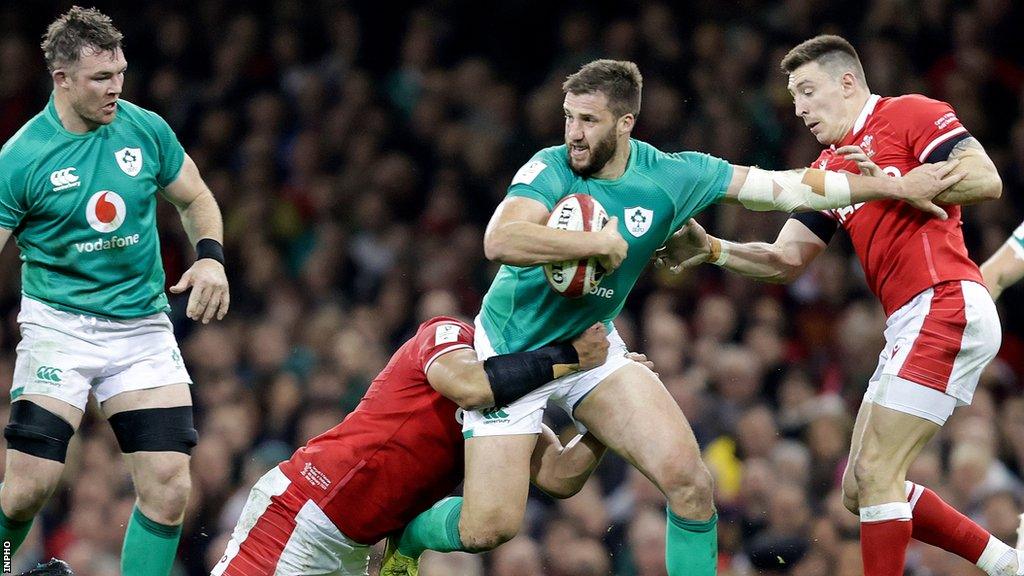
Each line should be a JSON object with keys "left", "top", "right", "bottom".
{"left": 426, "top": 323, "right": 609, "bottom": 411}
{"left": 720, "top": 161, "right": 964, "bottom": 219}
{"left": 162, "top": 154, "right": 229, "bottom": 323}
{"left": 528, "top": 351, "right": 653, "bottom": 498}
{"left": 657, "top": 218, "right": 827, "bottom": 283}
{"left": 932, "top": 137, "right": 1002, "bottom": 205}
{"left": 981, "top": 240, "right": 1024, "bottom": 300}
{"left": 530, "top": 425, "right": 606, "bottom": 499}
{"left": 484, "top": 197, "right": 627, "bottom": 271}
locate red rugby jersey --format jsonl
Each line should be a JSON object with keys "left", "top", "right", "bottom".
{"left": 278, "top": 316, "right": 472, "bottom": 544}
{"left": 806, "top": 94, "right": 982, "bottom": 315}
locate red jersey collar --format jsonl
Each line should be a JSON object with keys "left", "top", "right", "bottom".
{"left": 834, "top": 94, "right": 881, "bottom": 149}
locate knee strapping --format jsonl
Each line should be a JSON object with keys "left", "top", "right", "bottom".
{"left": 4, "top": 401, "right": 75, "bottom": 463}
{"left": 108, "top": 407, "right": 198, "bottom": 454}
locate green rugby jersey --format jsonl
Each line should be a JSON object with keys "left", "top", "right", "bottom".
{"left": 480, "top": 139, "right": 732, "bottom": 354}
{"left": 0, "top": 94, "right": 185, "bottom": 318}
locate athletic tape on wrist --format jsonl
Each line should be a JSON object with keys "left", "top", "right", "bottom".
{"left": 711, "top": 241, "right": 730, "bottom": 266}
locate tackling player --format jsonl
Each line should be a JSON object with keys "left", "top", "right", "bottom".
{"left": 210, "top": 317, "right": 626, "bottom": 575}
{"left": 385, "top": 58, "right": 964, "bottom": 576}
{"left": 658, "top": 35, "right": 1015, "bottom": 576}
{"left": 0, "top": 8, "right": 228, "bottom": 576}
{"left": 980, "top": 221, "right": 1024, "bottom": 300}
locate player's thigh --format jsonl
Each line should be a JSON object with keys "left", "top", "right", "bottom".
{"left": 574, "top": 362, "right": 702, "bottom": 487}
{"left": 11, "top": 313, "right": 101, "bottom": 412}
{"left": 461, "top": 434, "right": 537, "bottom": 531}
{"left": 855, "top": 401, "right": 939, "bottom": 502}
{"left": 841, "top": 401, "right": 872, "bottom": 500}
{"left": 880, "top": 281, "right": 999, "bottom": 407}
{"left": 94, "top": 310, "right": 193, "bottom": 408}
{"left": 100, "top": 382, "right": 193, "bottom": 415}
{"left": 214, "top": 467, "right": 369, "bottom": 576}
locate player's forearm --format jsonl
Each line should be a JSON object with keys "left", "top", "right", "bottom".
{"left": 981, "top": 244, "right": 1024, "bottom": 300}
{"left": 843, "top": 171, "right": 902, "bottom": 203}
{"left": 484, "top": 221, "right": 606, "bottom": 266}
{"left": 177, "top": 190, "right": 224, "bottom": 245}
{"left": 934, "top": 155, "right": 1002, "bottom": 205}
{"left": 711, "top": 237, "right": 804, "bottom": 283}
{"left": 729, "top": 166, "right": 896, "bottom": 212}
{"left": 531, "top": 429, "right": 605, "bottom": 498}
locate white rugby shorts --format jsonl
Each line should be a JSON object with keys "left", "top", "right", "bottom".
{"left": 11, "top": 296, "right": 191, "bottom": 410}
{"left": 461, "top": 315, "right": 633, "bottom": 438}
{"left": 864, "top": 281, "right": 1000, "bottom": 425}
{"left": 211, "top": 467, "right": 370, "bottom": 576}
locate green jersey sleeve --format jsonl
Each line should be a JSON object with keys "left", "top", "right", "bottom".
{"left": 506, "top": 148, "right": 568, "bottom": 210}
{"left": 1011, "top": 221, "right": 1024, "bottom": 255}
{"left": 665, "top": 151, "right": 733, "bottom": 232}
{"left": 139, "top": 109, "right": 186, "bottom": 188}
{"left": 0, "top": 159, "right": 27, "bottom": 231}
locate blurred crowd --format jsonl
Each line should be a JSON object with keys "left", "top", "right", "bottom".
{"left": 0, "top": 0, "right": 1023, "bottom": 574}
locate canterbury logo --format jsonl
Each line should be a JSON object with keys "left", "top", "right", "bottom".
{"left": 50, "top": 168, "right": 80, "bottom": 191}
{"left": 35, "top": 366, "right": 62, "bottom": 382}
{"left": 482, "top": 407, "right": 510, "bottom": 420}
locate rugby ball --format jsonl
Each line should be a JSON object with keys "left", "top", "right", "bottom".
{"left": 543, "top": 194, "right": 609, "bottom": 298}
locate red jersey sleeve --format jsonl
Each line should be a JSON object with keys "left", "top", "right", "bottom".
{"left": 414, "top": 317, "right": 476, "bottom": 373}
{"left": 887, "top": 95, "right": 969, "bottom": 163}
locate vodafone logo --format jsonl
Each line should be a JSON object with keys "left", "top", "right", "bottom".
{"left": 85, "top": 191, "right": 126, "bottom": 233}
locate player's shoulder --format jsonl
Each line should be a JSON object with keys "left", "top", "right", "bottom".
{"left": 876, "top": 94, "right": 953, "bottom": 118}
{"left": 0, "top": 109, "right": 56, "bottom": 162}
{"left": 511, "top": 144, "right": 572, "bottom": 187}
{"left": 529, "top": 144, "right": 570, "bottom": 174}
{"left": 635, "top": 139, "right": 721, "bottom": 180}
{"left": 415, "top": 316, "right": 474, "bottom": 343}
{"left": 0, "top": 110, "right": 58, "bottom": 182}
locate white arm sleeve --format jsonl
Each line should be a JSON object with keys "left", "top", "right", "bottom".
{"left": 736, "top": 167, "right": 853, "bottom": 212}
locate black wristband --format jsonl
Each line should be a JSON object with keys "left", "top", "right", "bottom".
{"left": 483, "top": 342, "right": 580, "bottom": 408}
{"left": 196, "top": 238, "right": 225, "bottom": 266}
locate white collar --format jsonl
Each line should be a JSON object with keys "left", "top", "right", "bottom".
{"left": 851, "top": 94, "right": 881, "bottom": 135}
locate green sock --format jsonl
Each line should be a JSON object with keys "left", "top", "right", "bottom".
{"left": 0, "top": 491, "right": 33, "bottom": 558}
{"left": 121, "top": 506, "right": 182, "bottom": 576}
{"left": 396, "top": 496, "right": 465, "bottom": 558}
{"left": 665, "top": 507, "right": 718, "bottom": 576}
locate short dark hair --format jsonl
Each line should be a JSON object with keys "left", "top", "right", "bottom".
{"left": 41, "top": 6, "right": 123, "bottom": 72}
{"left": 562, "top": 59, "right": 643, "bottom": 118}
{"left": 780, "top": 35, "right": 866, "bottom": 85}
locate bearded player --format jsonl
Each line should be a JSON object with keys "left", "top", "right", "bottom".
{"left": 0, "top": 7, "right": 229, "bottom": 576}
{"left": 211, "top": 317, "right": 632, "bottom": 575}
{"left": 384, "top": 58, "right": 965, "bottom": 576}
{"left": 658, "top": 35, "right": 1015, "bottom": 576}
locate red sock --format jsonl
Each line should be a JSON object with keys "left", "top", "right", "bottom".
{"left": 906, "top": 482, "right": 990, "bottom": 563}
{"left": 861, "top": 518, "right": 913, "bottom": 575}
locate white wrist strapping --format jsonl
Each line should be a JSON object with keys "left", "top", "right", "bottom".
{"left": 711, "top": 241, "right": 729, "bottom": 266}
{"left": 737, "top": 167, "right": 853, "bottom": 212}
